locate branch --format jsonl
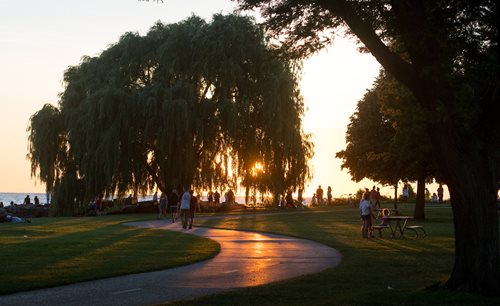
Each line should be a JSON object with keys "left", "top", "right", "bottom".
{"left": 316, "top": 0, "right": 419, "bottom": 95}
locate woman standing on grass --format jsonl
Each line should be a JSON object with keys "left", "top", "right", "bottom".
{"left": 359, "top": 192, "right": 373, "bottom": 238}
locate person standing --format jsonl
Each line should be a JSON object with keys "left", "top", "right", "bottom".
{"left": 207, "top": 191, "right": 214, "bottom": 208}
{"left": 375, "top": 187, "right": 381, "bottom": 208}
{"left": 95, "top": 194, "right": 103, "bottom": 214}
{"left": 437, "top": 184, "right": 444, "bottom": 203}
{"left": 214, "top": 190, "right": 220, "bottom": 206}
{"left": 327, "top": 186, "right": 332, "bottom": 205}
{"left": 169, "top": 189, "right": 178, "bottom": 223}
{"left": 359, "top": 192, "right": 373, "bottom": 238}
{"left": 316, "top": 185, "right": 324, "bottom": 206}
{"left": 158, "top": 192, "right": 167, "bottom": 219}
{"left": 402, "top": 184, "right": 409, "bottom": 202}
{"left": 188, "top": 190, "right": 198, "bottom": 229}
{"left": 369, "top": 186, "right": 378, "bottom": 208}
{"left": 152, "top": 191, "right": 158, "bottom": 206}
{"left": 180, "top": 188, "right": 191, "bottom": 229}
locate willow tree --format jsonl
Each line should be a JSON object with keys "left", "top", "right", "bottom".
{"left": 28, "top": 14, "right": 313, "bottom": 213}
{"left": 238, "top": 0, "right": 500, "bottom": 295}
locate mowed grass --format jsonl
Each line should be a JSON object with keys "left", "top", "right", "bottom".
{"left": 0, "top": 214, "right": 219, "bottom": 294}
{"left": 171, "top": 203, "right": 500, "bottom": 305}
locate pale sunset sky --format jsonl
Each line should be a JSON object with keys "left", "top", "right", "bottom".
{"left": 1, "top": 0, "right": 431, "bottom": 199}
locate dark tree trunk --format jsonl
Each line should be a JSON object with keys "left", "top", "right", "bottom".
{"left": 245, "top": 186, "right": 250, "bottom": 205}
{"left": 445, "top": 175, "right": 500, "bottom": 295}
{"left": 413, "top": 175, "right": 426, "bottom": 220}
{"left": 432, "top": 125, "right": 500, "bottom": 295}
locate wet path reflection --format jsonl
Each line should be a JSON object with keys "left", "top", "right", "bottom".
{"left": 132, "top": 220, "right": 342, "bottom": 289}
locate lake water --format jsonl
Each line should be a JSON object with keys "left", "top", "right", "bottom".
{"left": 0, "top": 192, "right": 50, "bottom": 205}
{"left": 0, "top": 192, "right": 313, "bottom": 206}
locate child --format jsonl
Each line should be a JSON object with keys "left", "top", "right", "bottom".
{"left": 379, "top": 208, "right": 390, "bottom": 226}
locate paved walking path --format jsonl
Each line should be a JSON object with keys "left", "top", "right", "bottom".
{"left": 0, "top": 217, "right": 342, "bottom": 306}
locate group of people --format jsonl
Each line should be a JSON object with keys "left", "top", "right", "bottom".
{"left": 359, "top": 186, "right": 383, "bottom": 238}
{"left": 403, "top": 183, "right": 445, "bottom": 203}
{"left": 153, "top": 188, "right": 199, "bottom": 229}
{"left": 206, "top": 189, "right": 236, "bottom": 207}
{"left": 310, "top": 185, "right": 333, "bottom": 206}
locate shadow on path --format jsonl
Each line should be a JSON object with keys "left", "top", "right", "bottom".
{"left": 0, "top": 218, "right": 341, "bottom": 306}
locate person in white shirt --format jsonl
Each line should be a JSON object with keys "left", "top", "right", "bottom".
{"left": 359, "top": 192, "right": 373, "bottom": 238}
{"left": 180, "top": 188, "right": 191, "bottom": 229}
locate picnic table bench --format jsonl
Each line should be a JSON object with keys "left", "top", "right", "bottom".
{"left": 372, "top": 216, "right": 427, "bottom": 238}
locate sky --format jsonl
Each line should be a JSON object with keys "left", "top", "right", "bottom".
{"left": 0, "top": 0, "right": 442, "bottom": 198}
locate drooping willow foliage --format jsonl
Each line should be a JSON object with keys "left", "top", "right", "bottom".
{"left": 27, "top": 14, "right": 313, "bottom": 215}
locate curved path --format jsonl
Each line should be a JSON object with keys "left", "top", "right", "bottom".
{"left": 0, "top": 217, "right": 341, "bottom": 306}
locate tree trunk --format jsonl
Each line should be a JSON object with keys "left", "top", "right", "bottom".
{"left": 445, "top": 177, "right": 500, "bottom": 295}
{"left": 245, "top": 186, "right": 250, "bottom": 205}
{"left": 413, "top": 175, "right": 426, "bottom": 220}
{"left": 432, "top": 125, "right": 500, "bottom": 295}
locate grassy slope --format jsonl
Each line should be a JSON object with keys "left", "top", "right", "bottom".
{"left": 0, "top": 214, "right": 219, "bottom": 294}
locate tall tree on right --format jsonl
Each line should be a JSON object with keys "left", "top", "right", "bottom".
{"left": 238, "top": 0, "right": 500, "bottom": 295}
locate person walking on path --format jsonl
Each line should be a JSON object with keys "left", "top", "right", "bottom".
{"left": 359, "top": 192, "right": 373, "bottom": 238}
{"left": 180, "top": 188, "right": 191, "bottom": 229}
{"left": 188, "top": 190, "right": 198, "bottom": 229}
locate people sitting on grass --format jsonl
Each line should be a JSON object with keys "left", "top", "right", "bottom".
{"left": 0, "top": 202, "right": 31, "bottom": 223}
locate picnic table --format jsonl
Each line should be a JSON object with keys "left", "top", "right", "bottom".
{"left": 372, "top": 215, "right": 427, "bottom": 238}
{"left": 385, "top": 215, "right": 411, "bottom": 238}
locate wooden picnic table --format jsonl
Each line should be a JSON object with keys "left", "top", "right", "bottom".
{"left": 384, "top": 215, "right": 412, "bottom": 238}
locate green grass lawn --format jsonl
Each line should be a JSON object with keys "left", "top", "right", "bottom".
{"left": 0, "top": 214, "right": 219, "bottom": 294}
{"left": 2, "top": 204, "right": 499, "bottom": 305}
{"left": 171, "top": 202, "right": 500, "bottom": 305}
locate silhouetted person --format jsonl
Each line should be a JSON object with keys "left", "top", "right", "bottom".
{"left": 327, "top": 186, "right": 332, "bottom": 205}
{"left": 437, "top": 184, "right": 444, "bottom": 203}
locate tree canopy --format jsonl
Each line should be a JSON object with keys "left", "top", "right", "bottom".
{"left": 336, "top": 69, "right": 436, "bottom": 216}
{"left": 28, "top": 14, "right": 313, "bottom": 215}
{"left": 237, "top": 0, "right": 500, "bottom": 295}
